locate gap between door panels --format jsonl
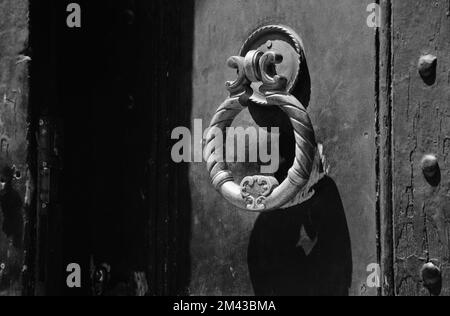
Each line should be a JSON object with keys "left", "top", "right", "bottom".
{"left": 375, "top": 0, "right": 395, "bottom": 297}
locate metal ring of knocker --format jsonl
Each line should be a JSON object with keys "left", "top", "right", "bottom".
{"left": 204, "top": 25, "right": 318, "bottom": 212}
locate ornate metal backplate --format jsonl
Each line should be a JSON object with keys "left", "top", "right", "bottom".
{"left": 239, "top": 25, "right": 304, "bottom": 105}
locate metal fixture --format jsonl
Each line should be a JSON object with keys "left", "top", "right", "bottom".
{"left": 421, "top": 262, "right": 442, "bottom": 296}
{"left": 204, "top": 25, "right": 318, "bottom": 212}
{"left": 418, "top": 54, "right": 437, "bottom": 79}
{"left": 421, "top": 154, "right": 439, "bottom": 178}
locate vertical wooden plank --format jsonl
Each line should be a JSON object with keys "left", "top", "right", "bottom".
{"left": 28, "top": 0, "right": 61, "bottom": 296}
{"left": 0, "top": 0, "right": 30, "bottom": 296}
{"left": 134, "top": 0, "right": 194, "bottom": 295}
{"left": 378, "top": 0, "right": 395, "bottom": 296}
{"left": 392, "top": 0, "right": 450, "bottom": 296}
{"left": 146, "top": 0, "right": 159, "bottom": 295}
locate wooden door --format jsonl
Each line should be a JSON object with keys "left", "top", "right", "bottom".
{"left": 0, "top": 0, "right": 31, "bottom": 296}
{"left": 190, "top": 0, "right": 378, "bottom": 296}
{"left": 390, "top": 0, "right": 450, "bottom": 296}
{"left": 4, "top": 0, "right": 449, "bottom": 297}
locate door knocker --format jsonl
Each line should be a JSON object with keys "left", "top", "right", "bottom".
{"left": 204, "top": 25, "right": 321, "bottom": 212}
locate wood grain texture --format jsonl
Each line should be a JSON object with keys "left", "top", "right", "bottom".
{"left": 378, "top": 0, "right": 395, "bottom": 296}
{"left": 0, "top": 0, "right": 29, "bottom": 296}
{"left": 392, "top": 0, "right": 450, "bottom": 296}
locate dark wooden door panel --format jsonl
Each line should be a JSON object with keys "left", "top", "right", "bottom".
{"left": 392, "top": 0, "right": 450, "bottom": 296}
{"left": 0, "top": 0, "right": 30, "bottom": 296}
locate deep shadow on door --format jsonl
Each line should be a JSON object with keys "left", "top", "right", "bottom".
{"left": 249, "top": 177, "right": 352, "bottom": 296}
{"left": 245, "top": 55, "right": 352, "bottom": 296}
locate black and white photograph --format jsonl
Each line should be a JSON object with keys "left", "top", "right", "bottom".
{"left": 0, "top": 0, "right": 449, "bottom": 302}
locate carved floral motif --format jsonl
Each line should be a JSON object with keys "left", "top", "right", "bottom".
{"left": 241, "top": 176, "right": 279, "bottom": 211}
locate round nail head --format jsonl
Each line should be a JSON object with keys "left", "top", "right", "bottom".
{"left": 418, "top": 54, "right": 437, "bottom": 77}
{"left": 421, "top": 154, "right": 439, "bottom": 178}
{"left": 421, "top": 262, "right": 442, "bottom": 296}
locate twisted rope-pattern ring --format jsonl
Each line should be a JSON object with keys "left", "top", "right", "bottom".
{"left": 204, "top": 50, "right": 317, "bottom": 212}
{"left": 267, "top": 93, "right": 317, "bottom": 186}
{"left": 258, "top": 51, "right": 317, "bottom": 187}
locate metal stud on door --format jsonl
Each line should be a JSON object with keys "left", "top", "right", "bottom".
{"left": 204, "top": 25, "right": 319, "bottom": 212}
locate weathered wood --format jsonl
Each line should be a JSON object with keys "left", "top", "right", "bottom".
{"left": 191, "top": 0, "right": 377, "bottom": 296}
{"left": 26, "top": 0, "right": 195, "bottom": 296}
{"left": 378, "top": 0, "right": 395, "bottom": 296}
{"left": 392, "top": 0, "right": 450, "bottom": 296}
{"left": 0, "top": 0, "right": 30, "bottom": 296}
